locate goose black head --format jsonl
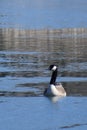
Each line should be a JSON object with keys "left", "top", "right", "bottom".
{"left": 49, "top": 65, "right": 57, "bottom": 71}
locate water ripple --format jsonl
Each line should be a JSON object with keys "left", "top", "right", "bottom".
{"left": 60, "top": 123, "right": 87, "bottom": 129}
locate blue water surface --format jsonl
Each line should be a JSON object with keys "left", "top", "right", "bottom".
{"left": 0, "top": 96, "right": 87, "bottom": 130}
{"left": 0, "top": 0, "right": 87, "bottom": 29}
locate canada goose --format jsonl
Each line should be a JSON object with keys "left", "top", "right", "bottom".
{"left": 44, "top": 65, "right": 66, "bottom": 96}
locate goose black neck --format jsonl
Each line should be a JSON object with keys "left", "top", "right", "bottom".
{"left": 50, "top": 69, "right": 57, "bottom": 85}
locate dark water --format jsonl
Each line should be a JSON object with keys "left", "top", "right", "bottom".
{"left": 0, "top": 28, "right": 87, "bottom": 129}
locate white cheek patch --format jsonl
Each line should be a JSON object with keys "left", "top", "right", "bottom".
{"left": 52, "top": 66, "right": 57, "bottom": 71}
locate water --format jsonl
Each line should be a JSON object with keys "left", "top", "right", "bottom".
{"left": 0, "top": 0, "right": 87, "bottom": 29}
{"left": 0, "top": 28, "right": 87, "bottom": 96}
{"left": 0, "top": 0, "right": 87, "bottom": 129}
{"left": 0, "top": 28, "right": 87, "bottom": 130}
{"left": 0, "top": 97, "right": 87, "bottom": 130}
